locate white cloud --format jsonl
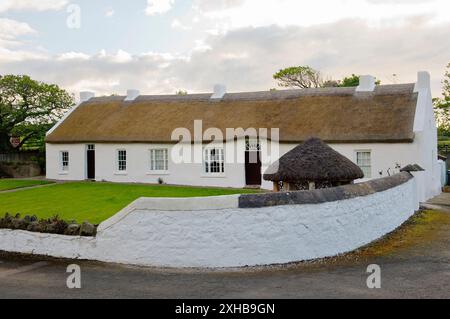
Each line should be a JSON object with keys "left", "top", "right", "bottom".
{"left": 0, "top": 18, "right": 36, "bottom": 39}
{"left": 193, "top": 0, "right": 245, "bottom": 12}
{"left": 0, "top": 18, "right": 37, "bottom": 52}
{"left": 1, "top": 19, "right": 449, "bottom": 98}
{"left": 194, "top": 0, "right": 450, "bottom": 29}
{"left": 171, "top": 19, "right": 192, "bottom": 30}
{"left": 145, "top": 0, "right": 174, "bottom": 15}
{"left": 105, "top": 8, "right": 115, "bottom": 17}
{"left": 0, "top": 0, "right": 68, "bottom": 12}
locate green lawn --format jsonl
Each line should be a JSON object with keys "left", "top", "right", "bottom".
{"left": 0, "top": 179, "right": 54, "bottom": 191}
{"left": 0, "top": 182, "right": 260, "bottom": 224}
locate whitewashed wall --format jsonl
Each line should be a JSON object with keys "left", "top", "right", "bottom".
{"left": 0, "top": 175, "right": 417, "bottom": 268}
{"left": 46, "top": 140, "right": 431, "bottom": 192}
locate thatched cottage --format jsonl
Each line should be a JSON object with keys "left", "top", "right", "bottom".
{"left": 45, "top": 72, "right": 443, "bottom": 201}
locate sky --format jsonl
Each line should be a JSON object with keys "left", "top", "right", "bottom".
{"left": 0, "top": 0, "right": 449, "bottom": 99}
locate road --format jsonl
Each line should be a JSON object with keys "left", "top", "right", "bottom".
{"left": 1, "top": 206, "right": 450, "bottom": 299}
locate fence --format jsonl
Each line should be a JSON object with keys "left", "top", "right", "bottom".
{"left": 0, "top": 151, "right": 41, "bottom": 163}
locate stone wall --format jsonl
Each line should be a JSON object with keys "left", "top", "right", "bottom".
{"left": 0, "top": 173, "right": 418, "bottom": 268}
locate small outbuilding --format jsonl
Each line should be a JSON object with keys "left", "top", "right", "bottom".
{"left": 263, "top": 137, "right": 364, "bottom": 191}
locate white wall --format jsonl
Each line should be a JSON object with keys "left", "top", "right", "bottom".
{"left": 46, "top": 140, "right": 420, "bottom": 190}
{"left": 46, "top": 143, "right": 86, "bottom": 181}
{"left": 0, "top": 176, "right": 417, "bottom": 268}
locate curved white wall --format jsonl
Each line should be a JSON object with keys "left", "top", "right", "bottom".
{"left": 0, "top": 175, "right": 418, "bottom": 268}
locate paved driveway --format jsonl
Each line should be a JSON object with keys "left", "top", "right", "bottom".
{"left": 0, "top": 206, "right": 450, "bottom": 298}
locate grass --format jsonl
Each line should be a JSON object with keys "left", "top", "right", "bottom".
{"left": 0, "top": 182, "right": 260, "bottom": 224}
{"left": 0, "top": 179, "right": 54, "bottom": 191}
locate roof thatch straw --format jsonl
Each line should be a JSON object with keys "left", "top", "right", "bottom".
{"left": 263, "top": 137, "right": 364, "bottom": 183}
{"left": 400, "top": 164, "right": 425, "bottom": 172}
{"left": 46, "top": 84, "right": 417, "bottom": 144}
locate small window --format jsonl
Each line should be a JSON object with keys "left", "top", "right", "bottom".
{"left": 117, "top": 150, "right": 127, "bottom": 171}
{"left": 204, "top": 148, "right": 224, "bottom": 174}
{"left": 356, "top": 151, "right": 371, "bottom": 178}
{"left": 60, "top": 151, "right": 69, "bottom": 171}
{"left": 150, "top": 149, "right": 168, "bottom": 171}
{"left": 87, "top": 144, "right": 95, "bottom": 150}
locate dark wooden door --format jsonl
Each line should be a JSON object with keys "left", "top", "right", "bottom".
{"left": 87, "top": 149, "right": 95, "bottom": 179}
{"left": 245, "top": 151, "right": 262, "bottom": 186}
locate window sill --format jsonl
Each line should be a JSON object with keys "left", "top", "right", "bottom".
{"left": 147, "top": 171, "right": 170, "bottom": 175}
{"left": 58, "top": 171, "right": 69, "bottom": 175}
{"left": 114, "top": 171, "right": 128, "bottom": 176}
{"left": 201, "top": 174, "right": 226, "bottom": 178}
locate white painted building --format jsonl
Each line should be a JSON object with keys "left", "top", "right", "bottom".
{"left": 46, "top": 72, "right": 442, "bottom": 201}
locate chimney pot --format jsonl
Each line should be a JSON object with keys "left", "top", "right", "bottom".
{"left": 125, "top": 89, "right": 140, "bottom": 101}
{"left": 356, "top": 75, "right": 376, "bottom": 92}
{"left": 211, "top": 84, "right": 227, "bottom": 99}
{"left": 80, "top": 91, "right": 95, "bottom": 103}
{"left": 414, "top": 71, "right": 431, "bottom": 92}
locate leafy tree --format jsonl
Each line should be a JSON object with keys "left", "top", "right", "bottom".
{"left": 0, "top": 75, "right": 74, "bottom": 152}
{"left": 338, "top": 74, "right": 381, "bottom": 87}
{"left": 273, "top": 66, "right": 322, "bottom": 88}
{"left": 175, "top": 89, "right": 188, "bottom": 95}
{"left": 434, "top": 63, "right": 450, "bottom": 136}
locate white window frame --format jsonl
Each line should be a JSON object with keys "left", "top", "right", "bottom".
{"left": 356, "top": 150, "right": 372, "bottom": 179}
{"left": 203, "top": 147, "right": 225, "bottom": 176}
{"left": 60, "top": 151, "right": 69, "bottom": 173}
{"left": 116, "top": 149, "right": 127, "bottom": 173}
{"left": 148, "top": 148, "right": 169, "bottom": 174}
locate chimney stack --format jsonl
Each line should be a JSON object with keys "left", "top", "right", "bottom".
{"left": 80, "top": 91, "right": 95, "bottom": 103}
{"left": 125, "top": 89, "right": 140, "bottom": 101}
{"left": 414, "top": 71, "right": 431, "bottom": 92}
{"left": 356, "top": 75, "right": 376, "bottom": 92}
{"left": 210, "top": 84, "right": 227, "bottom": 100}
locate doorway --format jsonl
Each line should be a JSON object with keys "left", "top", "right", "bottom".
{"left": 245, "top": 139, "right": 261, "bottom": 186}
{"left": 87, "top": 144, "right": 95, "bottom": 179}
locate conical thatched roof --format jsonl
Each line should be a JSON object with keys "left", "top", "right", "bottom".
{"left": 263, "top": 137, "right": 364, "bottom": 183}
{"left": 400, "top": 164, "right": 425, "bottom": 172}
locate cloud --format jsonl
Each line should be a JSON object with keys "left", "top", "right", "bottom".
{"left": 105, "top": 8, "right": 115, "bottom": 17}
{"left": 193, "top": 0, "right": 449, "bottom": 29}
{"left": 0, "top": 18, "right": 36, "bottom": 40}
{"left": 0, "top": 18, "right": 37, "bottom": 53}
{"left": 193, "top": 0, "right": 246, "bottom": 12}
{"left": 145, "top": 0, "right": 174, "bottom": 15}
{"left": 171, "top": 19, "right": 192, "bottom": 30}
{"left": 1, "top": 19, "right": 449, "bottom": 98}
{"left": 0, "top": 0, "right": 68, "bottom": 12}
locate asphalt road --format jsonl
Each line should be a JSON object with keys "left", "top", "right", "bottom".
{"left": 1, "top": 208, "right": 450, "bottom": 299}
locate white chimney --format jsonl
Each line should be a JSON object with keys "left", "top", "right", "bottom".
{"left": 125, "top": 89, "right": 140, "bottom": 101}
{"left": 414, "top": 71, "right": 431, "bottom": 92}
{"left": 356, "top": 75, "right": 376, "bottom": 92}
{"left": 211, "top": 84, "right": 227, "bottom": 99}
{"left": 80, "top": 91, "right": 95, "bottom": 102}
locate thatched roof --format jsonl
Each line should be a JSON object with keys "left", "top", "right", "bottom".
{"left": 263, "top": 137, "right": 364, "bottom": 183}
{"left": 400, "top": 164, "right": 425, "bottom": 172}
{"left": 46, "top": 84, "right": 417, "bottom": 144}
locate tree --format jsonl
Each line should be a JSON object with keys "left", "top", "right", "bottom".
{"left": 175, "top": 89, "right": 188, "bottom": 95}
{"left": 273, "top": 66, "right": 322, "bottom": 89}
{"left": 434, "top": 63, "right": 450, "bottom": 136}
{"left": 337, "top": 74, "right": 381, "bottom": 87}
{"left": 0, "top": 75, "right": 74, "bottom": 152}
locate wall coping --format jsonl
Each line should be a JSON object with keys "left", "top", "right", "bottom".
{"left": 239, "top": 172, "right": 413, "bottom": 208}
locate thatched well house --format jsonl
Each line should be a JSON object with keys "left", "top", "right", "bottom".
{"left": 264, "top": 137, "right": 364, "bottom": 191}
{"left": 45, "top": 72, "right": 444, "bottom": 202}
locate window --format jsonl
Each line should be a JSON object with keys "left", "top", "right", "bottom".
{"left": 204, "top": 148, "right": 224, "bottom": 174}
{"left": 87, "top": 144, "right": 95, "bottom": 150}
{"left": 60, "top": 151, "right": 69, "bottom": 171}
{"left": 117, "top": 150, "right": 127, "bottom": 171}
{"left": 356, "top": 151, "right": 371, "bottom": 178}
{"left": 150, "top": 149, "right": 168, "bottom": 171}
